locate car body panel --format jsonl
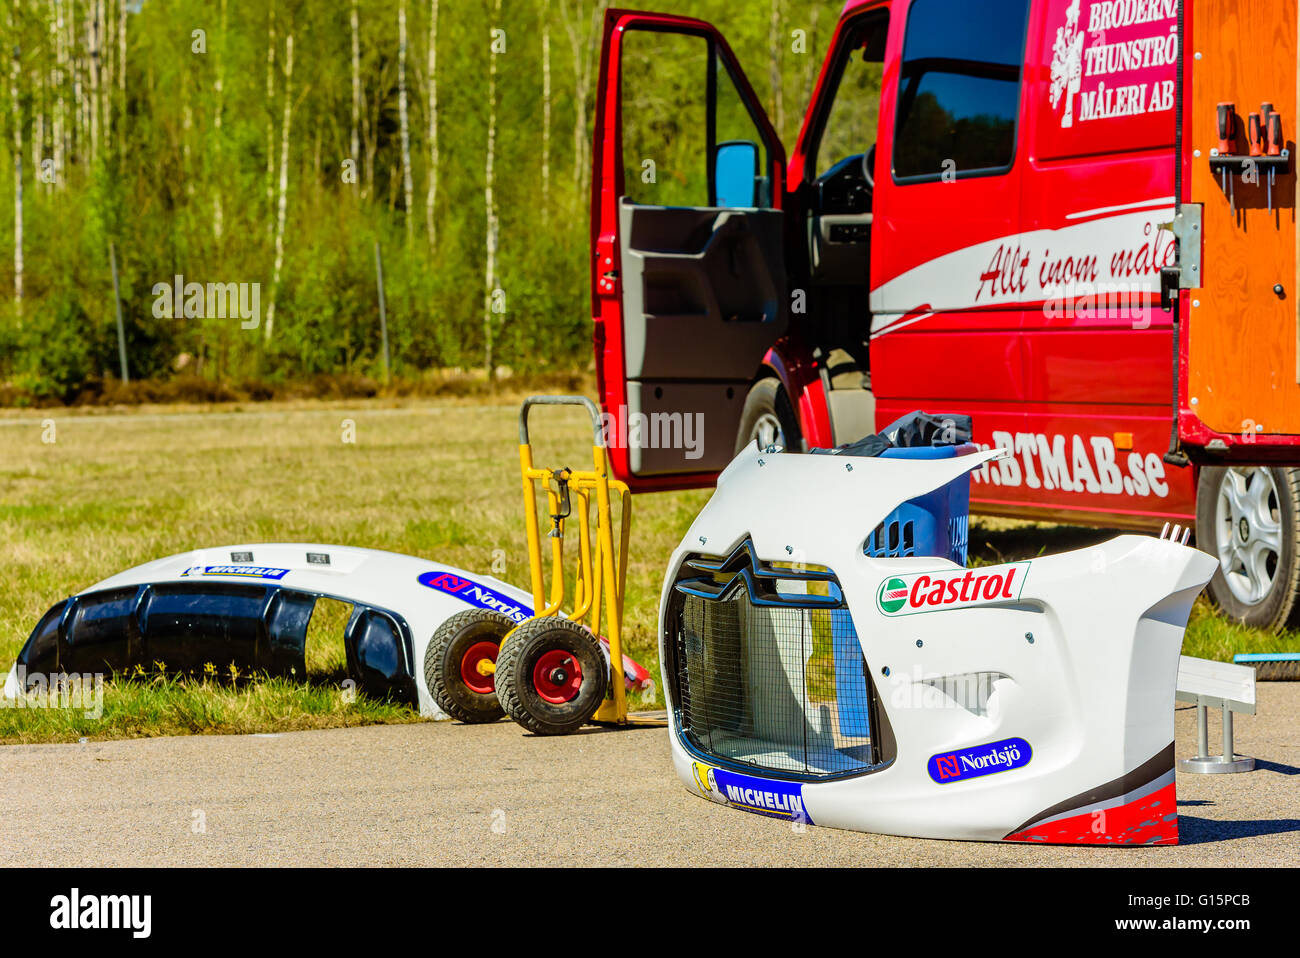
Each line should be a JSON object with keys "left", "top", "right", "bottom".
{"left": 658, "top": 443, "right": 1215, "bottom": 843}
{"left": 5, "top": 544, "right": 653, "bottom": 719}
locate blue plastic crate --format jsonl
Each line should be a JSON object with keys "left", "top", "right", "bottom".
{"left": 864, "top": 443, "right": 975, "bottom": 566}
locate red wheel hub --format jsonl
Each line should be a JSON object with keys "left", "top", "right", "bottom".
{"left": 459, "top": 641, "right": 499, "bottom": 695}
{"left": 532, "top": 649, "right": 584, "bottom": 704}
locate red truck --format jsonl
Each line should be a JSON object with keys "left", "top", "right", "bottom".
{"left": 588, "top": 0, "right": 1300, "bottom": 630}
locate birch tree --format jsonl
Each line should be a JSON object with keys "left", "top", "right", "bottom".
{"left": 50, "top": 0, "right": 65, "bottom": 183}
{"left": 349, "top": 0, "right": 361, "bottom": 198}
{"left": 265, "top": 34, "right": 293, "bottom": 342}
{"left": 397, "top": 0, "right": 414, "bottom": 244}
{"left": 97, "top": 0, "right": 107, "bottom": 154}
{"left": 484, "top": 0, "right": 502, "bottom": 380}
{"left": 541, "top": 0, "right": 550, "bottom": 222}
{"left": 425, "top": 0, "right": 438, "bottom": 246}
{"left": 70, "top": 0, "right": 83, "bottom": 165}
{"left": 32, "top": 69, "right": 44, "bottom": 188}
{"left": 265, "top": 3, "right": 276, "bottom": 229}
{"left": 101, "top": 0, "right": 111, "bottom": 147}
{"left": 86, "top": 0, "right": 99, "bottom": 164}
{"left": 115, "top": 0, "right": 123, "bottom": 156}
{"left": 9, "top": 0, "right": 24, "bottom": 315}
{"left": 213, "top": 0, "right": 227, "bottom": 240}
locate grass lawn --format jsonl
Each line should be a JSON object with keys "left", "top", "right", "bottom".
{"left": 0, "top": 398, "right": 709, "bottom": 743}
{"left": 0, "top": 397, "right": 1292, "bottom": 743}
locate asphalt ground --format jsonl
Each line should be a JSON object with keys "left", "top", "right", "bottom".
{"left": 0, "top": 685, "right": 1296, "bottom": 867}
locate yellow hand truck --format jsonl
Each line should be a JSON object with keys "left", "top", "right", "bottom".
{"left": 423, "top": 395, "right": 663, "bottom": 735}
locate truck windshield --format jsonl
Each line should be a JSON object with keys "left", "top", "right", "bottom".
{"left": 816, "top": 14, "right": 888, "bottom": 179}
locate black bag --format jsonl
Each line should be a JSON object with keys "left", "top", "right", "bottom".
{"left": 816, "top": 410, "right": 973, "bottom": 458}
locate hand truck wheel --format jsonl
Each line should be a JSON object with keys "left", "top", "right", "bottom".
{"left": 495, "top": 616, "right": 609, "bottom": 735}
{"left": 424, "top": 609, "right": 516, "bottom": 723}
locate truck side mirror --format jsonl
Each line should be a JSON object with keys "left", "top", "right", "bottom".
{"left": 713, "top": 140, "right": 759, "bottom": 207}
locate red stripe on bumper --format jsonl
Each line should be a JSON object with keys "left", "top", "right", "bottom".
{"left": 1003, "top": 782, "right": 1178, "bottom": 846}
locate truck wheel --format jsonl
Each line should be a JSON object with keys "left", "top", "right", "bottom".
{"left": 424, "top": 609, "right": 515, "bottom": 723}
{"left": 1196, "top": 465, "right": 1300, "bottom": 630}
{"left": 494, "top": 617, "right": 608, "bottom": 736}
{"left": 736, "top": 378, "right": 802, "bottom": 455}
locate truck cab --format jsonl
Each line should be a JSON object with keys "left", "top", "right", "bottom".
{"left": 590, "top": 0, "right": 1300, "bottom": 631}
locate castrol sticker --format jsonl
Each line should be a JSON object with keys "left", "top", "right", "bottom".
{"left": 876, "top": 563, "right": 1030, "bottom": 617}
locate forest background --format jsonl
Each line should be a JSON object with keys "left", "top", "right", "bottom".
{"left": 0, "top": 0, "right": 839, "bottom": 403}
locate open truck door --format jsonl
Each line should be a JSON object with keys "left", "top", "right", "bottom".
{"left": 591, "top": 9, "right": 788, "bottom": 491}
{"left": 1178, "top": 0, "right": 1300, "bottom": 458}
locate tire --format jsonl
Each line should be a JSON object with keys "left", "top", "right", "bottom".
{"left": 495, "top": 616, "right": 608, "bottom": 736}
{"left": 424, "top": 608, "right": 516, "bottom": 724}
{"left": 1195, "top": 465, "right": 1300, "bottom": 631}
{"left": 735, "top": 377, "right": 802, "bottom": 456}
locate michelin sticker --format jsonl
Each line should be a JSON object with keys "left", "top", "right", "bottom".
{"left": 417, "top": 570, "right": 532, "bottom": 623}
{"left": 928, "top": 737, "right": 1032, "bottom": 784}
{"left": 876, "top": 562, "right": 1030, "bottom": 616}
{"left": 692, "top": 761, "right": 813, "bottom": 824}
{"left": 181, "top": 565, "right": 290, "bottom": 580}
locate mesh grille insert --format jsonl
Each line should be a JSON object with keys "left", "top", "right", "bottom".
{"left": 674, "top": 588, "right": 878, "bottom": 778}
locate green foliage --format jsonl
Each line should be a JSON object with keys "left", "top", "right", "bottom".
{"left": 15, "top": 298, "right": 98, "bottom": 401}
{"left": 1, "top": 0, "right": 834, "bottom": 394}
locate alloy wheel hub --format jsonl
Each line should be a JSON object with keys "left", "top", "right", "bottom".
{"left": 1214, "top": 467, "right": 1282, "bottom": 605}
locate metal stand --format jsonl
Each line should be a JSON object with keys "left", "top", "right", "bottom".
{"left": 1178, "top": 703, "right": 1255, "bottom": 773}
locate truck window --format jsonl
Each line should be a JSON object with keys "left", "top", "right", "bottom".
{"left": 619, "top": 28, "right": 773, "bottom": 208}
{"left": 892, "top": 0, "right": 1031, "bottom": 181}
{"left": 815, "top": 15, "right": 888, "bottom": 179}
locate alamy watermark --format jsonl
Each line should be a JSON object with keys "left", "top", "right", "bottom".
{"left": 599, "top": 406, "right": 704, "bottom": 460}
{"left": 887, "top": 665, "right": 1002, "bottom": 715}
{"left": 1043, "top": 280, "right": 1151, "bottom": 328}
{"left": 152, "top": 274, "right": 261, "bottom": 330}
{"left": 50, "top": 888, "right": 151, "bottom": 938}
{"left": 4, "top": 669, "right": 104, "bottom": 719}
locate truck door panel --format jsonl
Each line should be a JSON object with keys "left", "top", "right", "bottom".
{"left": 869, "top": 0, "right": 1031, "bottom": 316}
{"left": 994, "top": 0, "right": 1182, "bottom": 525}
{"left": 1021, "top": 328, "right": 1171, "bottom": 407}
{"left": 868, "top": 0, "right": 1032, "bottom": 444}
{"left": 872, "top": 328, "right": 1025, "bottom": 402}
{"left": 618, "top": 202, "right": 784, "bottom": 473}
{"left": 618, "top": 204, "right": 784, "bottom": 382}
{"left": 592, "top": 12, "right": 787, "bottom": 486}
